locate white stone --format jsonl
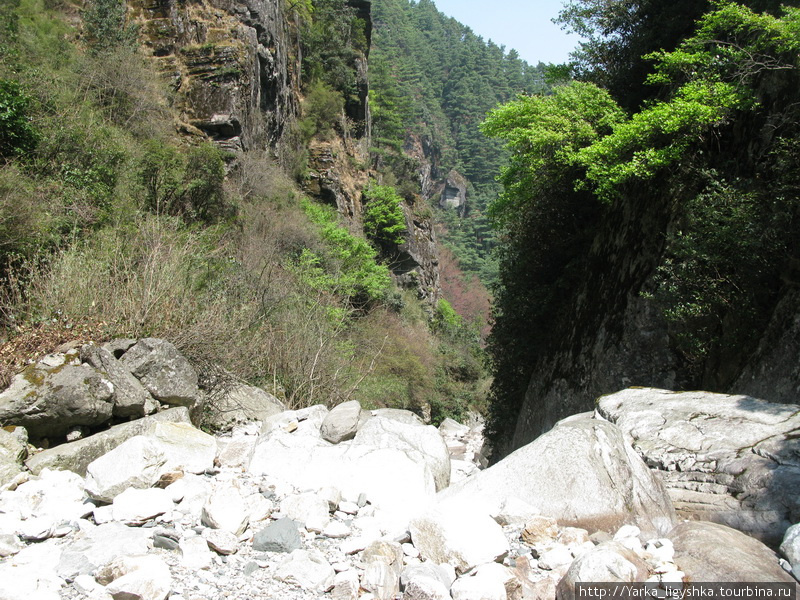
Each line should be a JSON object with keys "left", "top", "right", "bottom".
{"left": 147, "top": 422, "right": 216, "bottom": 474}
{"left": 180, "top": 536, "right": 213, "bottom": 570}
{"left": 614, "top": 525, "right": 641, "bottom": 541}
{"left": 102, "top": 555, "right": 172, "bottom": 600}
{"left": 321, "top": 400, "right": 363, "bottom": 444}
{"left": 274, "top": 549, "right": 335, "bottom": 591}
{"left": 85, "top": 436, "right": 167, "bottom": 502}
{"left": 538, "top": 544, "right": 574, "bottom": 570}
{"left": 201, "top": 487, "right": 249, "bottom": 535}
{"left": 491, "top": 496, "right": 540, "bottom": 528}
{"left": 361, "top": 561, "right": 400, "bottom": 600}
{"left": 331, "top": 569, "right": 360, "bottom": 600}
{"left": 281, "top": 492, "right": 331, "bottom": 533}
{"left": 318, "top": 486, "right": 342, "bottom": 511}
{"left": 323, "top": 520, "right": 352, "bottom": 539}
{"left": 437, "top": 416, "right": 676, "bottom": 540}
{"left": 450, "top": 568, "right": 506, "bottom": 600}
{"left": 205, "top": 529, "right": 239, "bottom": 555}
{"left": 56, "top": 522, "right": 151, "bottom": 580}
{"left": 112, "top": 488, "right": 173, "bottom": 525}
{"left": 409, "top": 505, "right": 509, "bottom": 575}
{"left": 0, "top": 542, "right": 64, "bottom": 600}
{"left": 215, "top": 435, "right": 257, "bottom": 470}
{"left": 246, "top": 494, "right": 274, "bottom": 523}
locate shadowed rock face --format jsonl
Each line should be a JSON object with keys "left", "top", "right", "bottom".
{"left": 597, "top": 387, "right": 800, "bottom": 547}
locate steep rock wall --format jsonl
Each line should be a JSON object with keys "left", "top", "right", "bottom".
{"left": 507, "top": 189, "right": 799, "bottom": 458}
{"left": 129, "top": 0, "right": 300, "bottom": 158}
{"left": 507, "top": 191, "right": 680, "bottom": 454}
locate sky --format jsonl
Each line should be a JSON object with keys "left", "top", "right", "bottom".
{"left": 428, "top": 0, "right": 582, "bottom": 65}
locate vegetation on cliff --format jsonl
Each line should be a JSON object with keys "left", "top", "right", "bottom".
{"left": 485, "top": 1, "right": 800, "bottom": 449}
{"left": 0, "top": 0, "right": 486, "bottom": 423}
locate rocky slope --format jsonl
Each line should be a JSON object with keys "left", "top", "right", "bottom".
{"left": 0, "top": 343, "right": 798, "bottom": 599}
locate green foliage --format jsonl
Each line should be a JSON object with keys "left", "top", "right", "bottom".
{"left": 136, "top": 141, "right": 230, "bottom": 225}
{"left": 81, "top": 0, "right": 138, "bottom": 55}
{"left": 0, "top": 79, "right": 37, "bottom": 158}
{"left": 301, "top": 0, "right": 365, "bottom": 99}
{"left": 299, "top": 79, "right": 344, "bottom": 141}
{"left": 484, "top": 1, "right": 800, "bottom": 450}
{"left": 481, "top": 82, "right": 624, "bottom": 222}
{"left": 300, "top": 198, "right": 392, "bottom": 304}
{"left": 362, "top": 182, "right": 407, "bottom": 251}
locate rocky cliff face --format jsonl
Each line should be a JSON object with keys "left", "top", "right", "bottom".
{"left": 129, "top": 0, "right": 300, "bottom": 159}
{"left": 507, "top": 187, "right": 800, "bottom": 458}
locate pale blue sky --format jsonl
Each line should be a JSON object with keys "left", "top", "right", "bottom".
{"left": 428, "top": 0, "right": 581, "bottom": 65}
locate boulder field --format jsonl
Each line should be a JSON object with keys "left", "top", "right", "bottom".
{"left": 0, "top": 341, "right": 798, "bottom": 600}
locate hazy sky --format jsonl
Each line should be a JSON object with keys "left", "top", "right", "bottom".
{"left": 428, "top": 0, "right": 582, "bottom": 65}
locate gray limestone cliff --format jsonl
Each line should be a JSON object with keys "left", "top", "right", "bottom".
{"left": 129, "top": 0, "right": 301, "bottom": 160}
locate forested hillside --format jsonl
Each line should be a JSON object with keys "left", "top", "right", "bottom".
{"left": 485, "top": 0, "right": 800, "bottom": 455}
{"left": 0, "top": 0, "right": 489, "bottom": 427}
{"left": 368, "top": 0, "right": 549, "bottom": 288}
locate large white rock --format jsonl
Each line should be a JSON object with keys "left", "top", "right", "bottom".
{"left": 201, "top": 486, "right": 250, "bottom": 535}
{"left": 321, "top": 400, "right": 363, "bottom": 444}
{"left": 56, "top": 522, "right": 151, "bottom": 580}
{"left": 450, "top": 563, "right": 510, "bottom": 600}
{"left": 111, "top": 488, "right": 173, "bottom": 525}
{"left": 179, "top": 536, "right": 214, "bottom": 570}
{"left": 557, "top": 542, "right": 649, "bottom": 600}
{"left": 99, "top": 554, "right": 172, "bottom": 600}
{"left": 215, "top": 434, "right": 258, "bottom": 469}
{"left": 353, "top": 415, "right": 451, "bottom": 492}
{"left": 361, "top": 561, "right": 400, "bottom": 600}
{"left": 402, "top": 563, "right": 452, "bottom": 600}
{"left": 248, "top": 426, "right": 439, "bottom": 531}
{"left": 331, "top": 570, "right": 360, "bottom": 600}
{"left": 202, "top": 381, "right": 284, "bottom": 431}
{"left": 409, "top": 505, "right": 510, "bottom": 575}
{"left": 0, "top": 541, "right": 63, "bottom": 600}
{"left": 1, "top": 468, "right": 89, "bottom": 524}
{"left": 85, "top": 436, "right": 167, "bottom": 502}
{"left": 25, "top": 407, "right": 191, "bottom": 476}
{"left": 281, "top": 492, "right": 331, "bottom": 533}
{"left": 597, "top": 388, "right": 800, "bottom": 545}
{"left": 146, "top": 422, "right": 216, "bottom": 474}
{"left": 274, "top": 549, "right": 336, "bottom": 591}
{"left": 438, "top": 415, "right": 676, "bottom": 539}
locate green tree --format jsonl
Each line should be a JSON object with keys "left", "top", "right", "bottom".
{"left": 0, "top": 79, "right": 37, "bottom": 158}
{"left": 362, "top": 182, "right": 407, "bottom": 253}
{"left": 81, "top": 0, "right": 138, "bottom": 55}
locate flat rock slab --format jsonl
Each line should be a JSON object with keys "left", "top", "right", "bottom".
{"left": 26, "top": 408, "right": 191, "bottom": 476}
{"left": 597, "top": 387, "right": 800, "bottom": 546}
{"left": 669, "top": 520, "right": 796, "bottom": 583}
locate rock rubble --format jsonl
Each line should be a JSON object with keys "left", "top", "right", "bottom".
{"left": 0, "top": 343, "right": 797, "bottom": 600}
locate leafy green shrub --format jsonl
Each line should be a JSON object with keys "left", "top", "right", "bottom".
{"left": 0, "top": 79, "right": 37, "bottom": 158}
{"left": 136, "top": 141, "right": 231, "bottom": 224}
{"left": 300, "top": 198, "right": 391, "bottom": 304}
{"left": 81, "top": 0, "right": 138, "bottom": 55}
{"left": 362, "top": 182, "right": 407, "bottom": 253}
{"left": 299, "top": 80, "right": 344, "bottom": 141}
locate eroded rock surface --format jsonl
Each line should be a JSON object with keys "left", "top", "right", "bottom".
{"left": 597, "top": 387, "right": 800, "bottom": 546}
